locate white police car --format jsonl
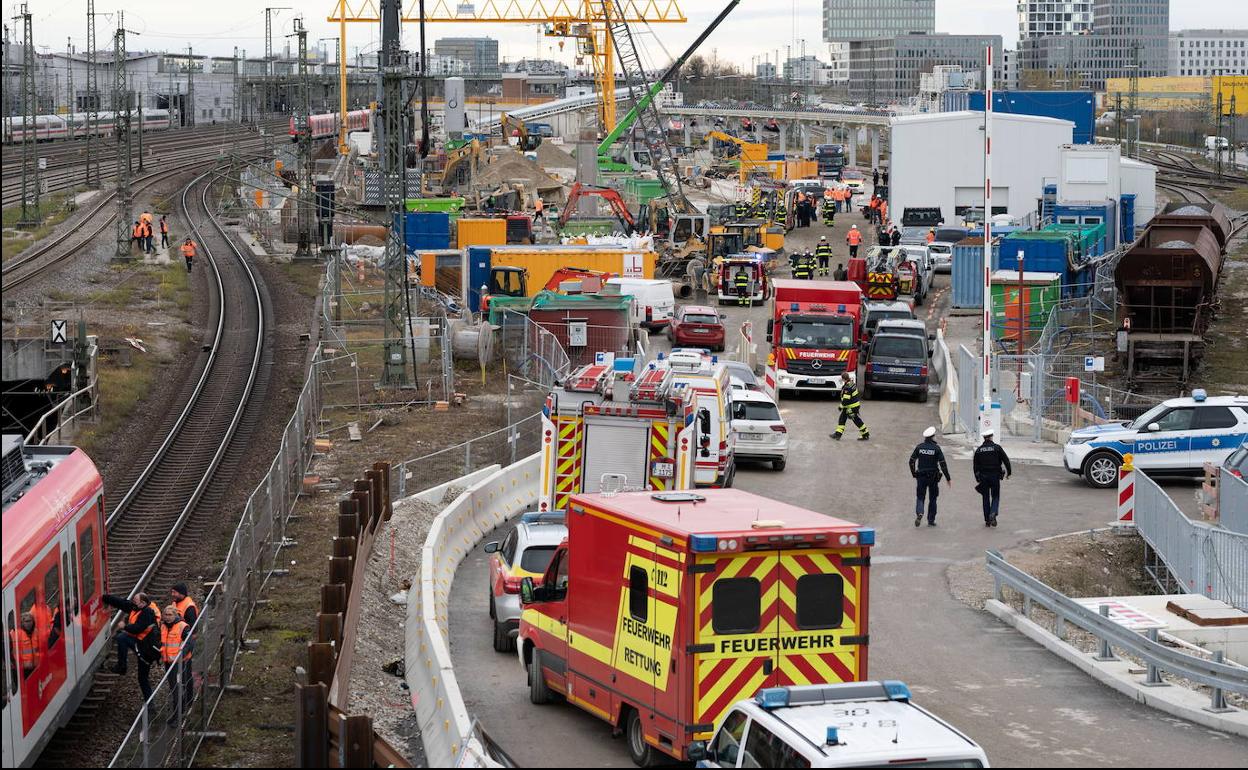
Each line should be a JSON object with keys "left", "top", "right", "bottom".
{"left": 1063, "top": 390, "right": 1248, "bottom": 488}
{"left": 690, "top": 681, "right": 989, "bottom": 768}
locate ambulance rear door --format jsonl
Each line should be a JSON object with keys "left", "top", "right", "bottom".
{"left": 773, "top": 548, "right": 868, "bottom": 688}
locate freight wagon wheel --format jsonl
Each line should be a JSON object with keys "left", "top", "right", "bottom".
{"left": 625, "top": 708, "right": 660, "bottom": 767}
{"left": 1083, "top": 451, "right": 1122, "bottom": 489}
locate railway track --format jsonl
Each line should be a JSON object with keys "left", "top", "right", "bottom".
{"left": 36, "top": 162, "right": 271, "bottom": 767}
{"left": 1, "top": 141, "right": 268, "bottom": 292}
{"left": 1138, "top": 148, "right": 1248, "bottom": 191}
{"left": 1, "top": 125, "right": 282, "bottom": 208}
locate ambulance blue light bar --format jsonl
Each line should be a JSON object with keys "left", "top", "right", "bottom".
{"left": 857, "top": 527, "right": 875, "bottom": 545}
{"left": 790, "top": 302, "right": 800, "bottom": 311}
{"left": 882, "top": 681, "right": 912, "bottom": 701}
{"left": 1192, "top": 388, "right": 1207, "bottom": 402}
{"left": 690, "top": 534, "right": 719, "bottom": 552}
{"left": 756, "top": 688, "right": 790, "bottom": 709}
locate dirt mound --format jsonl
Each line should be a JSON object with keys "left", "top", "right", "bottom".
{"left": 536, "top": 142, "right": 577, "bottom": 168}
{"left": 476, "top": 147, "right": 567, "bottom": 193}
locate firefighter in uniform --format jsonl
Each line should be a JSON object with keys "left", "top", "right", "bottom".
{"left": 181, "top": 238, "right": 197, "bottom": 273}
{"left": 733, "top": 266, "right": 751, "bottom": 306}
{"left": 831, "top": 372, "right": 869, "bottom": 441}
{"left": 815, "top": 236, "right": 833, "bottom": 276}
{"left": 793, "top": 250, "right": 813, "bottom": 280}
{"left": 822, "top": 196, "right": 836, "bottom": 227}
{"left": 847, "top": 224, "right": 862, "bottom": 258}
{"left": 908, "top": 426, "right": 952, "bottom": 526}
{"left": 973, "top": 429, "right": 1013, "bottom": 527}
{"left": 775, "top": 196, "right": 787, "bottom": 227}
{"left": 735, "top": 198, "right": 749, "bottom": 220}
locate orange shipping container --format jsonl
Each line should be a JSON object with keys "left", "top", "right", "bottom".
{"left": 456, "top": 218, "right": 508, "bottom": 249}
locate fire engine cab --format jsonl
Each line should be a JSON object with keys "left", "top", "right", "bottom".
{"left": 517, "top": 488, "right": 874, "bottom": 767}
{"left": 714, "top": 255, "right": 770, "bottom": 306}
{"left": 538, "top": 359, "right": 697, "bottom": 513}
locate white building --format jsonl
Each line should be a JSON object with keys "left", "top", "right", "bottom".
{"left": 1017, "top": 0, "right": 1092, "bottom": 40}
{"left": 756, "top": 62, "right": 778, "bottom": 79}
{"left": 1057, "top": 143, "right": 1157, "bottom": 230}
{"left": 826, "top": 42, "right": 850, "bottom": 84}
{"left": 1002, "top": 48, "right": 1019, "bottom": 90}
{"left": 888, "top": 111, "right": 1074, "bottom": 224}
{"left": 1169, "top": 30, "right": 1248, "bottom": 77}
{"left": 784, "top": 55, "right": 832, "bottom": 85}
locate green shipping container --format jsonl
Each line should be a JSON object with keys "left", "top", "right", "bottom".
{"left": 989, "top": 270, "right": 1061, "bottom": 343}
{"left": 559, "top": 218, "right": 622, "bottom": 236}
{"left": 405, "top": 197, "right": 466, "bottom": 214}
{"left": 623, "top": 178, "right": 666, "bottom": 206}
{"left": 1041, "top": 222, "right": 1105, "bottom": 253}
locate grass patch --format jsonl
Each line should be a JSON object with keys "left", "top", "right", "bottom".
{"left": 97, "top": 285, "right": 136, "bottom": 307}
{"left": 157, "top": 263, "right": 192, "bottom": 312}
{"left": 1218, "top": 186, "right": 1248, "bottom": 211}
{"left": 1, "top": 193, "right": 75, "bottom": 260}
{"left": 1200, "top": 240, "right": 1248, "bottom": 394}
{"left": 75, "top": 351, "right": 158, "bottom": 456}
{"left": 280, "top": 262, "right": 323, "bottom": 299}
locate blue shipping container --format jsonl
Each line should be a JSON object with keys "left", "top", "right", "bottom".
{"left": 968, "top": 91, "right": 1095, "bottom": 144}
{"left": 1119, "top": 194, "right": 1136, "bottom": 245}
{"left": 1050, "top": 201, "right": 1116, "bottom": 251}
{"left": 466, "top": 246, "right": 493, "bottom": 312}
{"left": 951, "top": 239, "right": 999, "bottom": 308}
{"left": 393, "top": 211, "right": 452, "bottom": 253}
{"left": 997, "top": 236, "right": 1070, "bottom": 274}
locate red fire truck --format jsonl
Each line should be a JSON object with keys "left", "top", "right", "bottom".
{"left": 766, "top": 279, "right": 864, "bottom": 394}
{"left": 538, "top": 360, "right": 697, "bottom": 513}
{"left": 517, "top": 488, "right": 874, "bottom": 766}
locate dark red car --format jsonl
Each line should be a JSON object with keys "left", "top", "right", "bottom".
{"left": 668, "top": 305, "right": 726, "bottom": 351}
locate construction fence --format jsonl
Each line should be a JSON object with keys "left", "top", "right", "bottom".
{"left": 1135, "top": 470, "right": 1248, "bottom": 612}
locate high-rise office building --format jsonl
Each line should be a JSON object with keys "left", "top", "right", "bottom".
{"left": 1018, "top": 0, "right": 1168, "bottom": 89}
{"left": 433, "top": 37, "right": 499, "bottom": 75}
{"left": 847, "top": 33, "right": 1002, "bottom": 102}
{"left": 823, "top": 0, "right": 934, "bottom": 42}
{"left": 1017, "top": 0, "right": 1093, "bottom": 41}
{"left": 1170, "top": 30, "right": 1248, "bottom": 77}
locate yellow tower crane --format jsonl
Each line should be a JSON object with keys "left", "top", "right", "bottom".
{"left": 326, "top": 0, "right": 687, "bottom": 154}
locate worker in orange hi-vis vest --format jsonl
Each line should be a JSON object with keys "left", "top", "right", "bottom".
{"left": 534, "top": 197, "right": 546, "bottom": 224}
{"left": 846, "top": 224, "right": 862, "bottom": 259}
{"left": 180, "top": 238, "right": 197, "bottom": 273}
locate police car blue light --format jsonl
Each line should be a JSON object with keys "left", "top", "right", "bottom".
{"left": 1062, "top": 393, "right": 1248, "bottom": 489}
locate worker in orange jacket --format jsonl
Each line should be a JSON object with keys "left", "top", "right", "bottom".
{"left": 10, "top": 612, "right": 38, "bottom": 679}
{"left": 847, "top": 224, "right": 862, "bottom": 259}
{"left": 131, "top": 220, "right": 143, "bottom": 254}
{"left": 160, "top": 216, "right": 170, "bottom": 249}
{"left": 181, "top": 238, "right": 197, "bottom": 273}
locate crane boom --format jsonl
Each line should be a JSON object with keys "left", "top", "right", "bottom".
{"left": 596, "top": 0, "right": 741, "bottom": 158}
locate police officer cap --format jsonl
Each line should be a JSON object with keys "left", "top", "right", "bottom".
{"left": 983, "top": 428, "right": 995, "bottom": 437}
{"left": 923, "top": 426, "right": 936, "bottom": 438}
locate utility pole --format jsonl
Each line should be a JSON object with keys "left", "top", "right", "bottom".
{"left": 137, "top": 91, "right": 144, "bottom": 171}
{"left": 186, "top": 45, "right": 195, "bottom": 127}
{"left": 265, "top": 7, "right": 292, "bottom": 119}
{"left": 1230, "top": 94, "right": 1239, "bottom": 172}
{"left": 1115, "top": 92, "right": 1122, "bottom": 147}
{"left": 113, "top": 12, "right": 137, "bottom": 260}
{"left": 1214, "top": 87, "right": 1224, "bottom": 180}
{"left": 379, "top": 0, "right": 411, "bottom": 386}
{"left": 16, "top": 3, "right": 39, "bottom": 225}
{"left": 1126, "top": 42, "right": 1140, "bottom": 158}
{"left": 288, "top": 17, "right": 313, "bottom": 256}
{"left": 85, "top": 0, "right": 100, "bottom": 186}
{"left": 233, "top": 46, "right": 241, "bottom": 123}
{"left": 66, "top": 37, "right": 75, "bottom": 137}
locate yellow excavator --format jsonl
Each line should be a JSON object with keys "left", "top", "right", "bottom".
{"left": 500, "top": 113, "right": 542, "bottom": 152}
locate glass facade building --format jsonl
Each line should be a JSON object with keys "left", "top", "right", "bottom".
{"left": 823, "top": 0, "right": 935, "bottom": 42}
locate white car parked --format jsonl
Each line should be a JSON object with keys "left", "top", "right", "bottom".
{"left": 730, "top": 389, "right": 788, "bottom": 471}
{"left": 1063, "top": 390, "right": 1248, "bottom": 488}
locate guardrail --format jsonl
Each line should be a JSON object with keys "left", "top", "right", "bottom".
{"left": 1134, "top": 470, "right": 1248, "bottom": 611}
{"left": 1221, "top": 470, "right": 1248, "bottom": 536}
{"left": 986, "top": 550, "right": 1248, "bottom": 704}
{"left": 109, "top": 345, "right": 327, "bottom": 767}
{"left": 406, "top": 452, "right": 541, "bottom": 767}
{"left": 23, "top": 378, "right": 98, "bottom": 446}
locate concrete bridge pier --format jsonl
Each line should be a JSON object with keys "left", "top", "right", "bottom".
{"left": 801, "top": 124, "right": 810, "bottom": 156}
{"left": 871, "top": 128, "right": 880, "bottom": 172}
{"left": 779, "top": 123, "right": 787, "bottom": 154}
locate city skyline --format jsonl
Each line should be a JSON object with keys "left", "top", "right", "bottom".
{"left": 9, "top": 0, "right": 1247, "bottom": 69}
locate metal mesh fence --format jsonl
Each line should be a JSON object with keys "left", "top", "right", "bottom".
{"left": 110, "top": 345, "right": 325, "bottom": 767}
{"left": 1221, "top": 470, "right": 1248, "bottom": 537}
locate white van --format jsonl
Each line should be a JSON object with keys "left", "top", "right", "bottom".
{"left": 604, "top": 277, "right": 676, "bottom": 330}
{"left": 693, "top": 681, "right": 989, "bottom": 768}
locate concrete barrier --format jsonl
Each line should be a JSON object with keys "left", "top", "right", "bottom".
{"left": 934, "top": 328, "right": 959, "bottom": 433}
{"left": 404, "top": 453, "right": 541, "bottom": 767}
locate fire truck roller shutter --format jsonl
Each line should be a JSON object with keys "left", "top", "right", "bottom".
{"left": 582, "top": 421, "right": 651, "bottom": 493}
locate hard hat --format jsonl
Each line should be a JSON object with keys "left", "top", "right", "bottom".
{"left": 851, "top": 224, "right": 858, "bottom": 229}
{"left": 983, "top": 428, "right": 995, "bottom": 438}
{"left": 923, "top": 426, "right": 936, "bottom": 438}
{"left": 820, "top": 236, "right": 828, "bottom": 241}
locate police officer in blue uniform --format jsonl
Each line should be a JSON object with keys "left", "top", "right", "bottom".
{"left": 973, "top": 429, "right": 1012, "bottom": 526}
{"left": 908, "top": 426, "right": 951, "bottom": 526}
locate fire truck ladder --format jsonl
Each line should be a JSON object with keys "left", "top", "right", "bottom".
{"left": 604, "top": 0, "right": 696, "bottom": 215}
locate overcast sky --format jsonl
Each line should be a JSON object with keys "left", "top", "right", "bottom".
{"left": 19, "top": 0, "right": 1248, "bottom": 69}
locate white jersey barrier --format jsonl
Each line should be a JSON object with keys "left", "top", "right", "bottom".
{"left": 405, "top": 453, "right": 541, "bottom": 767}
{"left": 933, "top": 327, "right": 959, "bottom": 433}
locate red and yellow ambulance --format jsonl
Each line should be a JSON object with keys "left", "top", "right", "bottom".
{"left": 517, "top": 488, "right": 874, "bottom": 766}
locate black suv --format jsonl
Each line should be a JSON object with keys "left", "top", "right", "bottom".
{"left": 863, "top": 332, "right": 930, "bottom": 402}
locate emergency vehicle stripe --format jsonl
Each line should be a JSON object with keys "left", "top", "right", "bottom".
{"left": 554, "top": 417, "right": 583, "bottom": 510}
{"left": 627, "top": 535, "right": 685, "bottom": 565}
{"left": 699, "top": 658, "right": 769, "bottom": 728}
{"left": 782, "top": 552, "right": 859, "bottom": 621}
{"left": 648, "top": 421, "right": 671, "bottom": 490}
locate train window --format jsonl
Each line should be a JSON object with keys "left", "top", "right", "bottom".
{"left": 67, "top": 546, "right": 80, "bottom": 617}
{"left": 19, "top": 589, "right": 35, "bottom": 617}
{"left": 79, "top": 525, "right": 97, "bottom": 600}
{"left": 43, "top": 562, "right": 64, "bottom": 648}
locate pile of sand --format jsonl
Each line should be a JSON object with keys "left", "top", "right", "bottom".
{"left": 476, "top": 147, "right": 567, "bottom": 193}
{"left": 536, "top": 142, "right": 577, "bottom": 169}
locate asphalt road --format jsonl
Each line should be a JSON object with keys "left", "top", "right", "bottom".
{"left": 446, "top": 215, "right": 1248, "bottom": 767}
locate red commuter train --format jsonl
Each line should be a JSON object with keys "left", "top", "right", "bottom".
{"left": 2, "top": 435, "right": 109, "bottom": 768}
{"left": 289, "top": 108, "right": 372, "bottom": 141}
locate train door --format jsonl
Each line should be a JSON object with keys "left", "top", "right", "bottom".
{"left": 4, "top": 544, "right": 70, "bottom": 758}
{"left": 3, "top": 592, "right": 14, "bottom": 768}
